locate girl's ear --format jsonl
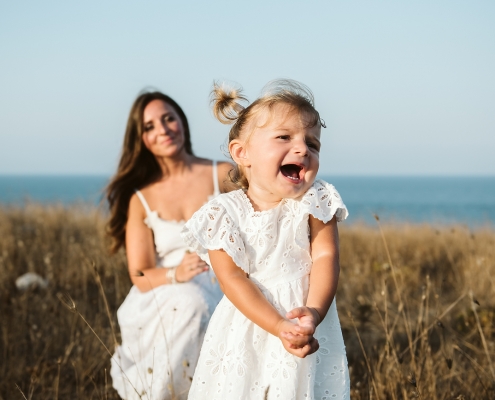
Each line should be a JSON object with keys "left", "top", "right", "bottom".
{"left": 229, "top": 139, "right": 251, "bottom": 167}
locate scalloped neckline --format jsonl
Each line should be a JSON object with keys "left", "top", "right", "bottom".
{"left": 147, "top": 210, "right": 186, "bottom": 225}
{"left": 237, "top": 190, "right": 287, "bottom": 216}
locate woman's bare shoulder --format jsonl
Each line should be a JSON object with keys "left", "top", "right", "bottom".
{"left": 128, "top": 192, "right": 147, "bottom": 220}
{"left": 191, "top": 158, "right": 233, "bottom": 174}
{"left": 190, "top": 158, "right": 234, "bottom": 192}
{"left": 217, "top": 161, "right": 235, "bottom": 193}
{"left": 189, "top": 156, "right": 212, "bottom": 166}
{"left": 217, "top": 161, "right": 234, "bottom": 174}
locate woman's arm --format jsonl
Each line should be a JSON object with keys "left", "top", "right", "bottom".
{"left": 125, "top": 194, "right": 207, "bottom": 292}
{"left": 208, "top": 249, "right": 319, "bottom": 358}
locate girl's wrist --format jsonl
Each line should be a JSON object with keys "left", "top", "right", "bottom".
{"left": 274, "top": 317, "right": 289, "bottom": 337}
{"left": 307, "top": 307, "right": 322, "bottom": 326}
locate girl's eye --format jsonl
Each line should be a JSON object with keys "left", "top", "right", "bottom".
{"left": 277, "top": 135, "right": 290, "bottom": 140}
{"left": 143, "top": 124, "right": 153, "bottom": 132}
{"left": 306, "top": 142, "right": 319, "bottom": 151}
{"left": 164, "top": 115, "right": 175, "bottom": 123}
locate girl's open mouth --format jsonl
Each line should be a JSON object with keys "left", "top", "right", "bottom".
{"left": 280, "top": 164, "right": 303, "bottom": 182}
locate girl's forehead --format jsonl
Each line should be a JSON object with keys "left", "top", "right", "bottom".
{"left": 253, "top": 103, "right": 319, "bottom": 131}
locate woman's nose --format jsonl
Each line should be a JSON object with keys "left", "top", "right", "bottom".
{"left": 158, "top": 121, "right": 169, "bottom": 135}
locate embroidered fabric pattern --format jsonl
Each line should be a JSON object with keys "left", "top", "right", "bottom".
{"left": 181, "top": 179, "right": 351, "bottom": 399}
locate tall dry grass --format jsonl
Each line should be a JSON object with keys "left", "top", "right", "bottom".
{"left": 0, "top": 204, "right": 494, "bottom": 399}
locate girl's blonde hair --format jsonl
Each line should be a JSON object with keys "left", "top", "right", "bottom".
{"left": 211, "top": 79, "right": 324, "bottom": 189}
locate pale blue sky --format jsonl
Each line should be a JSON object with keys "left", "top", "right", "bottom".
{"left": 1, "top": 0, "right": 494, "bottom": 176}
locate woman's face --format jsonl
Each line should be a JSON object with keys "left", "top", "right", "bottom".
{"left": 142, "top": 99, "right": 186, "bottom": 158}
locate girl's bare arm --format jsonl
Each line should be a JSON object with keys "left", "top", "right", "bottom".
{"left": 305, "top": 215, "right": 341, "bottom": 321}
{"left": 208, "top": 249, "right": 319, "bottom": 358}
{"left": 282, "top": 216, "right": 340, "bottom": 348}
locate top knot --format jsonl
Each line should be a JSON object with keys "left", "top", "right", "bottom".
{"left": 260, "top": 79, "right": 315, "bottom": 106}
{"left": 211, "top": 82, "right": 248, "bottom": 124}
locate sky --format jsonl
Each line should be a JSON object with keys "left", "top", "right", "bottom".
{"left": 1, "top": 0, "right": 494, "bottom": 176}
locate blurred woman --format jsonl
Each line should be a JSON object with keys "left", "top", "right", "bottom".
{"left": 106, "top": 91, "right": 231, "bottom": 399}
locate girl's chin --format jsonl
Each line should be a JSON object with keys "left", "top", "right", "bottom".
{"left": 277, "top": 181, "right": 311, "bottom": 197}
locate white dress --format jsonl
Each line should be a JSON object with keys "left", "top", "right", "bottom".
{"left": 181, "top": 179, "right": 350, "bottom": 400}
{"left": 110, "top": 162, "right": 224, "bottom": 400}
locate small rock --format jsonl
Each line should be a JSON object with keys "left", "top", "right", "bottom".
{"left": 15, "top": 272, "right": 49, "bottom": 291}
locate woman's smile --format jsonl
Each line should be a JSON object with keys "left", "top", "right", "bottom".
{"left": 142, "top": 99, "right": 185, "bottom": 156}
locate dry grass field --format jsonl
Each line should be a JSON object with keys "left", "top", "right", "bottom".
{"left": 1, "top": 204, "right": 494, "bottom": 399}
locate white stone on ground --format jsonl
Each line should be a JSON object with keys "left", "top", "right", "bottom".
{"left": 15, "top": 272, "right": 49, "bottom": 291}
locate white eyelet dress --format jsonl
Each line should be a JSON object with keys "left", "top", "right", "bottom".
{"left": 110, "top": 162, "right": 224, "bottom": 400}
{"left": 181, "top": 179, "right": 351, "bottom": 400}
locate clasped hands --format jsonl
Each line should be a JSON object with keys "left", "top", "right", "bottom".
{"left": 276, "top": 306, "right": 321, "bottom": 358}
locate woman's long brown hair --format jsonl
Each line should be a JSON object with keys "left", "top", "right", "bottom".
{"left": 106, "top": 91, "right": 193, "bottom": 253}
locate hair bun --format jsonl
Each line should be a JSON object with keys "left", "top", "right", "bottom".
{"left": 260, "top": 79, "right": 315, "bottom": 106}
{"left": 211, "top": 82, "right": 248, "bottom": 124}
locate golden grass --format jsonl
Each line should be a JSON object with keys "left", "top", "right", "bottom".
{"left": 0, "top": 204, "right": 494, "bottom": 399}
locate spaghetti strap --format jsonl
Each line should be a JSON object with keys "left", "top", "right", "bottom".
{"left": 212, "top": 160, "right": 220, "bottom": 197}
{"left": 135, "top": 190, "right": 152, "bottom": 216}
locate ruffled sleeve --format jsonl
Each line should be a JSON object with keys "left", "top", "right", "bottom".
{"left": 299, "top": 179, "right": 349, "bottom": 223}
{"left": 181, "top": 198, "right": 250, "bottom": 274}
{"left": 291, "top": 179, "right": 348, "bottom": 253}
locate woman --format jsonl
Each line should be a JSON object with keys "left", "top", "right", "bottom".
{"left": 106, "top": 91, "right": 232, "bottom": 399}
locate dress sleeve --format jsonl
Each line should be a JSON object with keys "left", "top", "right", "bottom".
{"left": 299, "top": 179, "right": 349, "bottom": 223}
{"left": 181, "top": 199, "right": 250, "bottom": 274}
{"left": 291, "top": 179, "right": 348, "bottom": 255}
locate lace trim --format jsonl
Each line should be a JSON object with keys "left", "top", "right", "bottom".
{"left": 293, "top": 179, "right": 349, "bottom": 255}
{"left": 298, "top": 179, "right": 348, "bottom": 223}
{"left": 182, "top": 200, "right": 250, "bottom": 273}
{"left": 145, "top": 210, "right": 185, "bottom": 226}
{"left": 237, "top": 190, "right": 287, "bottom": 216}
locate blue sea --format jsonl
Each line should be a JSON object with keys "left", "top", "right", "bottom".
{"left": 0, "top": 175, "right": 494, "bottom": 226}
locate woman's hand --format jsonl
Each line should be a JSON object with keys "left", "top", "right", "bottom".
{"left": 175, "top": 251, "right": 209, "bottom": 282}
{"left": 276, "top": 319, "right": 319, "bottom": 358}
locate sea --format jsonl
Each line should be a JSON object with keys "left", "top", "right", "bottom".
{"left": 0, "top": 175, "right": 494, "bottom": 227}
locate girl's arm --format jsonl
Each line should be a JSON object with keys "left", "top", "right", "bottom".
{"left": 305, "top": 215, "right": 341, "bottom": 320}
{"left": 208, "top": 249, "right": 319, "bottom": 358}
{"left": 284, "top": 216, "right": 340, "bottom": 347}
{"left": 125, "top": 194, "right": 207, "bottom": 292}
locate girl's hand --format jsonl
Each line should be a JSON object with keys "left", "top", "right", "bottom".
{"left": 282, "top": 307, "right": 321, "bottom": 349}
{"left": 276, "top": 319, "right": 319, "bottom": 358}
{"left": 175, "top": 251, "right": 209, "bottom": 282}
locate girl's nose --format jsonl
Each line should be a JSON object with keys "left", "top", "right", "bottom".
{"left": 293, "top": 139, "right": 308, "bottom": 156}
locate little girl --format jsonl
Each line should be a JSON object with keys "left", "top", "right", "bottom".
{"left": 182, "top": 79, "right": 350, "bottom": 399}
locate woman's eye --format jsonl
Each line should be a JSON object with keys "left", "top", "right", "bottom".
{"left": 164, "top": 116, "right": 175, "bottom": 123}
{"left": 144, "top": 124, "right": 153, "bottom": 132}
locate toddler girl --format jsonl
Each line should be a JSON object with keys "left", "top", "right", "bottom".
{"left": 182, "top": 79, "right": 350, "bottom": 399}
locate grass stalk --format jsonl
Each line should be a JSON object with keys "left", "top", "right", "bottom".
{"left": 349, "top": 312, "right": 380, "bottom": 397}
{"left": 469, "top": 290, "right": 495, "bottom": 380}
